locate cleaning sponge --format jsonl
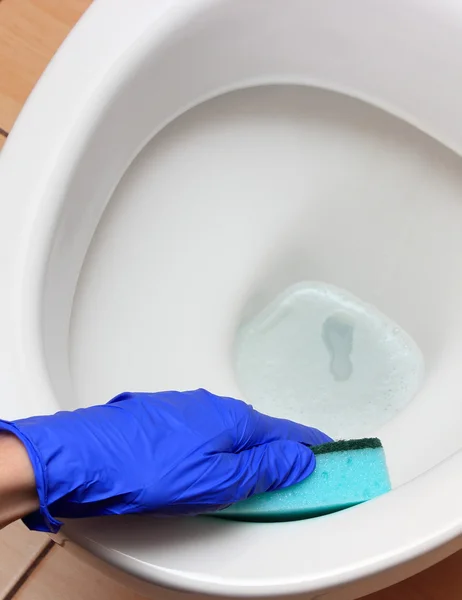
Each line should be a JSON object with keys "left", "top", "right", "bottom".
{"left": 217, "top": 438, "right": 391, "bottom": 522}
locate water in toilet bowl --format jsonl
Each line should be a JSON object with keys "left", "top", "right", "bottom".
{"left": 235, "top": 282, "right": 424, "bottom": 438}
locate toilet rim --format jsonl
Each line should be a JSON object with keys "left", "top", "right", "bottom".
{"left": 1, "top": 0, "right": 462, "bottom": 595}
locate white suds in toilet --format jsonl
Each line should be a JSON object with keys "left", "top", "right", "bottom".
{"left": 234, "top": 282, "right": 424, "bottom": 438}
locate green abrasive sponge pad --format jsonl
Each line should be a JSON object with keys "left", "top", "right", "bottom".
{"left": 217, "top": 438, "right": 391, "bottom": 522}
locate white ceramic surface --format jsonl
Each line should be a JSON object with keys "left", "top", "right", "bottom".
{"left": 1, "top": 0, "right": 462, "bottom": 598}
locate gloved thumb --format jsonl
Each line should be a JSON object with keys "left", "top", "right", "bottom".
{"left": 229, "top": 440, "right": 316, "bottom": 504}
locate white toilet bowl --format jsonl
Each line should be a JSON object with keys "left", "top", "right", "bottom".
{"left": 2, "top": 0, "right": 462, "bottom": 598}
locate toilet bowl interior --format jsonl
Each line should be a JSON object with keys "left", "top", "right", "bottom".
{"left": 41, "top": 84, "right": 462, "bottom": 492}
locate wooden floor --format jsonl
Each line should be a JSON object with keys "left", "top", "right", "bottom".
{"left": 0, "top": 1, "right": 461, "bottom": 598}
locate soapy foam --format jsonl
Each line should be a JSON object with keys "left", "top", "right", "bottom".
{"left": 235, "top": 282, "right": 424, "bottom": 437}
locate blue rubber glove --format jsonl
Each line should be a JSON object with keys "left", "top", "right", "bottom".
{"left": 0, "top": 389, "right": 331, "bottom": 532}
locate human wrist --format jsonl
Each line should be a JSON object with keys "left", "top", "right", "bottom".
{"left": 0, "top": 418, "right": 65, "bottom": 533}
{"left": 0, "top": 404, "right": 131, "bottom": 532}
{"left": 0, "top": 432, "right": 38, "bottom": 528}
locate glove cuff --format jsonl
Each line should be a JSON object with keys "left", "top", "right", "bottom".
{"left": 0, "top": 420, "right": 62, "bottom": 533}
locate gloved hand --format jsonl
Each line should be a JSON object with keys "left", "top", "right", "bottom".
{"left": 0, "top": 389, "right": 331, "bottom": 532}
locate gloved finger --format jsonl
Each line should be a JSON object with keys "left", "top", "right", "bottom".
{"left": 235, "top": 408, "right": 332, "bottom": 452}
{"left": 227, "top": 440, "right": 317, "bottom": 503}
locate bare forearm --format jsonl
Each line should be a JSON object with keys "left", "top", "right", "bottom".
{"left": 0, "top": 433, "right": 38, "bottom": 528}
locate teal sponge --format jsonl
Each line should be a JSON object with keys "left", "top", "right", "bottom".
{"left": 217, "top": 438, "right": 391, "bottom": 522}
